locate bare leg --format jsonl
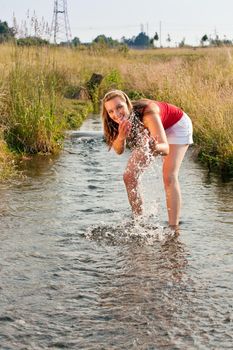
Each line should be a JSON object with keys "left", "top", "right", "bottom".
{"left": 123, "top": 149, "right": 152, "bottom": 216}
{"left": 163, "top": 144, "right": 189, "bottom": 227}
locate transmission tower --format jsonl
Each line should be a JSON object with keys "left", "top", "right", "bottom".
{"left": 51, "top": 0, "right": 72, "bottom": 44}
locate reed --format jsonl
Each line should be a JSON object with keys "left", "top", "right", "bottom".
{"left": 0, "top": 44, "right": 233, "bottom": 178}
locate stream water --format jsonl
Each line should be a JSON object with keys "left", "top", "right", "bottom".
{"left": 0, "top": 114, "right": 232, "bottom": 349}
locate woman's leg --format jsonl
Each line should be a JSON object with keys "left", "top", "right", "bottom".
{"left": 163, "top": 144, "right": 189, "bottom": 227}
{"left": 123, "top": 149, "right": 152, "bottom": 216}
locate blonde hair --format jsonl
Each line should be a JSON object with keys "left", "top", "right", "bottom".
{"left": 101, "top": 90, "right": 133, "bottom": 148}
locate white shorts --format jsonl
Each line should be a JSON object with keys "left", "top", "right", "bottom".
{"left": 165, "top": 113, "right": 193, "bottom": 145}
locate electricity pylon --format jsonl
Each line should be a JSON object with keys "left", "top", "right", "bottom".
{"left": 51, "top": 0, "right": 72, "bottom": 44}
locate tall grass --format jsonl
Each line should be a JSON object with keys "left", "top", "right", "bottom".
{"left": 0, "top": 44, "right": 233, "bottom": 178}
{"left": 1, "top": 47, "right": 68, "bottom": 153}
{"left": 0, "top": 128, "right": 16, "bottom": 181}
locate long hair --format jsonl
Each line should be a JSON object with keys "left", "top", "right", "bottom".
{"left": 101, "top": 90, "right": 133, "bottom": 148}
{"left": 132, "top": 98, "right": 153, "bottom": 117}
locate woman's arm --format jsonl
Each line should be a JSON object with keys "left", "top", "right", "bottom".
{"left": 142, "top": 103, "right": 169, "bottom": 156}
{"left": 112, "top": 119, "right": 131, "bottom": 155}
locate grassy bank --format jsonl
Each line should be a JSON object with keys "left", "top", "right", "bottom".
{"left": 0, "top": 44, "right": 93, "bottom": 179}
{"left": 0, "top": 44, "right": 233, "bottom": 179}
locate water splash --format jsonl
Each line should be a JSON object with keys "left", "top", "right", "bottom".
{"left": 85, "top": 217, "right": 177, "bottom": 246}
{"left": 125, "top": 110, "right": 164, "bottom": 219}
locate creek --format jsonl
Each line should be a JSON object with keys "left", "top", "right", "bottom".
{"left": 0, "top": 114, "right": 232, "bottom": 349}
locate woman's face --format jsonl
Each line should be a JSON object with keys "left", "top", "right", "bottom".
{"left": 104, "top": 96, "right": 130, "bottom": 124}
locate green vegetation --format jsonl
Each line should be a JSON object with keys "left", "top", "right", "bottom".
{"left": 17, "top": 36, "right": 49, "bottom": 46}
{"left": 0, "top": 44, "right": 233, "bottom": 180}
{"left": 0, "top": 20, "right": 15, "bottom": 43}
{"left": 2, "top": 57, "right": 92, "bottom": 155}
{"left": 0, "top": 44, "right": 94, "bottom": 179}
{"left": 0, "top": 129, "right": 16, "bottom": 181}
{"left": 62, "top": 99, "right": 93, "bottom": 129}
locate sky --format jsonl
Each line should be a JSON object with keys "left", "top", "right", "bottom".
{"left": 1, "top": 0, "right": 233, "bottom": 46}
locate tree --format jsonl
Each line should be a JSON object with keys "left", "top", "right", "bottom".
{"left": 154, "top": 32, "right": 159, "bottom": 41}
{"left": 222, "top": 35, "right": 232, "bottom": 46}
{"left": 121, "top": 36, "right": 135, "bottom": 46}
{"left": 93, "top": 34, "right": 108, "bottom": 44}
{"left": 122, "top": 32, "right": 153, "bottom": 48}
{"left": 209, "top": 34, "right": 232, "bottom": 47}
{"left": 209, "top": 34, "right": 221, "bottom": 47}
{"left": 200, "top": 34, "right": 208, "bottom": 46}
{"left": 72, "top": 37, "right": 81, "bottom": 47}
{"left": 166, "top": 34, "right": 171, "bottom": 47}
{"left": 93, "top": 34, "right": 119, "bottom": 47}
{"left": 133, "top": 32, "right": 150, "bottom": 47}
{"left": 152, "top": 32, "right": 159, "bottom": 47}
{"left": 0, "top": 20, "right": 15, "bottom": 42}
{"left": 179, "top": 37, "right": 186, "bottom": 48}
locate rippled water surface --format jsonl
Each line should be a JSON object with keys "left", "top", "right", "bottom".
{"left": 0, "top": 115, "right": 233, "bottom": 349}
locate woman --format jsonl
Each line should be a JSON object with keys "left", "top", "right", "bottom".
{"left": 101, "top": 90, "right": 193, "bottom": 230}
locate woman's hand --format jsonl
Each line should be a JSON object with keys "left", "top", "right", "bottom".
{"left": 118, "top": 118, "right": 132, "bottom": 141}
{"left": 112, "top": 117, "right": 131, "bottom": 155}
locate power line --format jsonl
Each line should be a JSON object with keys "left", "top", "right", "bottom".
{"left": 71, "top": 24, "right": 140, "bottom": 31}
